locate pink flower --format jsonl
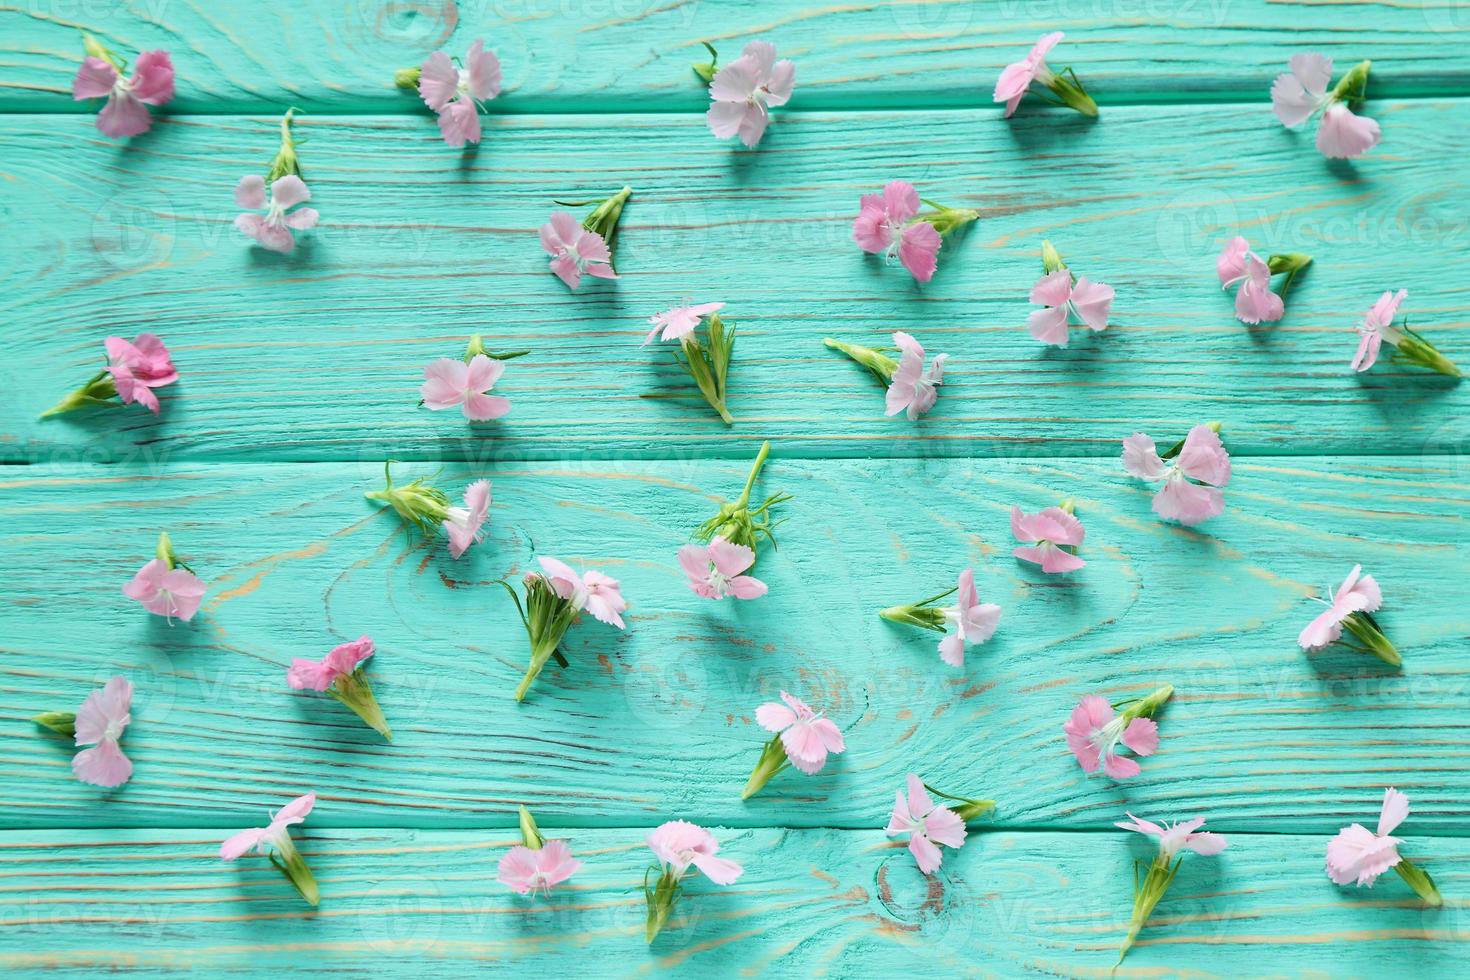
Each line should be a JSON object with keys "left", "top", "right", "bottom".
{"left": 1271, "top": 53, "right": 1333, "bottom": 128}
{"left": 539, "top": 211, "right": 617, "bottom": 289}
{"left": 1326, "top": 788, "right": 1409, "bottom": 886}
{"left": 885, "top": 331, "right": 947, "bottom": 420}
{"left": 72, "top": 676, "right": 133, "bottom": 788}
{"left": 1117, "top": 813, "right": 1228, "bottom": 859}
{"left": 444, "top": 479, "right": 491, "bottom": 559}
{"left": 1010, "top": 505, "right": 1085, "bottom": 573}
{"left": 937, "top": 568, "right": 1001, "bottom": 667}
{"left": 643, "top": 302, "right": 725, "bottom": 346}
{"left": 1215, "top": 236, "right": 1284, "bottom": 325}
{"left": 537, "top": 556, "right": 628, "bottom": 629}
{"left": 853, "top": 181, "right": 942, "bottom": 283}
{"left": 287, "top": 635, "right": 375, "bottom": 692}
{"left": 994, "top": 32, "right": 1063, "bottom": 118}
{"left": 72, "top": 49, "right": 174, "bottom": 138}
{"left": 756, "top": 691, "right": 845, "bottom": 774}
{"left": 1352, "top": 289, "right": 1407, "bottom": 372}
{"left": 1269, "top": 54, "right": 1380, "bottom": 159}
{"left": 707, "top": 41, "right": 794, "bottom": 148}
{"left": 220, "top": 792, "right": 316, "bottom": 860}
{"left": 123, "top": 557, "right": 206, "bottom": 622}
{"left": 234, "top": 175, "right": 319, "bottom": 254}
{"left": 1298, "top": 564, "right": 1382, "bottom": 651}
{"left": 1317, "top": 102, "right": 1381, "bottom": 159}
{"left": 886, "top": 773, "right": 966, "bottom": 874}
{"left": 1121, "top": 425, "right": 1231, "bottom": 526}
{"left": 677, "top": 537, "right": 767, "bottom": 600}
{"left": 421, "top": 355, "right": 511, "bottom": 421}
{"left": 646, "top": 820, "right": 743, "bottom": 884}
{"left": 1027, "top": 268, "right": 1115, "bottom": 346}
{"left": 105, "top": 333, "right": 177, "bottom": 413}
{"left": 498, "top": 840, "right": 582, "bottom": 896}
{"left": 418, "top": 39, "right": 502, "bottom": 147}
{"left": 1064, "top": 695, "right": 1159, "bottom": 779}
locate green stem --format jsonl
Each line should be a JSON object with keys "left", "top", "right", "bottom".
{"left": 39, "top": 372, "right": 117, "bottom": 419}
{"left": 736, "top": 441, "right": 772, "bottom": 509}
{"left": 1119, "top": 855, "right": 1178, "bottom": 965}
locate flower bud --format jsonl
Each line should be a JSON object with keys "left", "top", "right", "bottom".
{"left": 518, "top": 805, "right": 546, "bottom": 850}
{"left": 394, "top": 67, "right": 421, "bottom": 89}
{"left": 266, "top": 109, "right": 303, "bottom": 182}
{"left": 824, "top": 337, "right": 899, "bottom": 385}
{"left": 32, "top": 712, "right": 77, "bottom": 737}
{"left": 691, "top": 42, "right": 719, "bottom": 85}
{"left": 1394, "top": 858, "right": 1442, "bottom": 907}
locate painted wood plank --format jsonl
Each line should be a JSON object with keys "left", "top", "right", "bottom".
{"left": 2, "top": 0, "right": 1468, "bottom": 115}
{"left": 2, "top": 456, "right": 1464, "bottom": 830}
{"left": 4, "top": 106, "right": 1468, "bottom": 464}
{"left": 2, "top": 825, "right": 1467, "bottom": 975}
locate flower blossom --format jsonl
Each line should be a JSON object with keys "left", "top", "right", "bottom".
{"left": 886, "top": 773, "right": 967, "bottom": 874}
{"left": 1271, "top": 54, "right": 1380, "bottom": 159}
{"left": 885, "top": 331, "right": 948, "bottom": 420}
{"left": 499, "top": 840, "right": 581, "bottom": 896}
{"left": 1064, "top": 685, "right": 1172, "bottom": 779}
{"left": 123, "top": 557, "right": 206, "bottom": 622}
{"left": 994, "top": 32, "right": 1096, "bottom": 118}
{"left": 105, "top": 333, "right": 177, "bottom": 413}
{"left": 1122, "top": 424, "right": 1231, "bottom": 525}
{"left": 72, "top": 676, "right": 134, "bottom": 787}
{"left": 418, "top": 39, "right": 502, "bottom": 147}
{"left": 756, "top": 691, "right": 845, "bottom": 775}
{"left": 1298, "top": 564, "right": 1381, "bottom": 651}
{"left": 853, "top": 181, "right": 942, "bottom": 282}
{"left": 220, "top": 792, "right": 320, "bottom": 905}
{"left": 536, "top": 556, "right": 627, "bottom": 629}
{"left": 1027, "top": 268, "right": 1114, "bottom": 347}
{"left": 1117, "top": 812, "right": 1227, "bottom": 963}
{"left": 1326, "top": 787, "right": 1408, "bottom": 887}
{"left": 444, "top": 479, "right": 491, "bottom": 558}
{"left": 234, "top": 175, "right": 319, "bottom": 254}
{"left": 678, "top": 536, "right": 768, "bottom": 600}
{"left": 422, "top": 355, "right": 511, "bottom": 421}
{"left": 643, "top": 302, "right": 725, "bottom": 346}
{"left": 72, "top": 41, "right": 174, "bottom": 138}
{"left": 706, "top": 41, "right": 794, "bottom": 147}
{"left": 287, "top": 635, "right": 375, "bottom": 690}
{"left": 1011, "top": 505, "right": 1085, "bottom": 572}
{"left": 936, "top": 568, "right": 1001, "bottom": 667}
{"left": 540, "top": 211, "right": 617, "bottom": 289}
{"left": 1217, "top": 236, "right": 1284, "bottom": 325}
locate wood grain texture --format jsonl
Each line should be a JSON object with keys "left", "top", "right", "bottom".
{"left": 3, "top": 456, "right": 1465, "bottom": 830}
{"left": 2, "top": 826, "right": 1469, "bottom": 976}
{"left": 4, "top": 105, "right": 1468, "bottom": 464}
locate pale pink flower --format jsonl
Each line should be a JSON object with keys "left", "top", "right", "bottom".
{"left": 1326, "top": 788, "right": 1409, "bottom": 886}
{"left": 756, "top": 691, "right": 845, "bottom": 774}
{"left": 646, "top": 820, "right": 743, "bottom": 884}
{"left": 853, "top": 181, "right": 942, "bottom": 283}
{"left": 421, "top": 355, "right": 511, "bottom": 421}
{"left": 1298, "top": 564, "right": 1382, "bottom": 651}
{"left": 994, "top": 32, "right": 1063, "bottom": 118}
{"left": 234, "top": 175, "right": 319, "bottom": 254}
{"left": 444, "top": 479, "right": 491, "bottom": 559}
{"left": 123, "top": 558, "right": 206, "bottom": 622}
{"left": 418, "top": 39, "right": 502, "bottom": 147}
{"left": 105, "top": 333, "right": 177, "bottom": 413}
{"left": 539, "top": 211, "right": 617, "bottom": 289}
{"left": 1010, "top": 505, "right": 1085, "bottom": 573}
{"left": 1316, "top": 102, "right": 1381, "bottom": 159}
{"left": 73, "top": 49, "right": 174, "bottom": 138}
{"left": 1121, "top": 425, "right": 1231, "bottom": 526}
{"left": 498, "top": 840, "right": 582, "bottom": 895}
{"left": 1117, "top": 813, "right": 1228, "bottom": 859}
{"left": 643, "top": 302, "right": 726, "bottom": 346}
{"left": 707, "top": 41, "right": 794, "bottom": 148}
{"left": 677, "top": 537, "right": 767, "bottom": 600}
{"left": 1216, "top": 236, "right": 1283, "bottom": 325}
{"left": 885, "top": 331, "right": 947, "bottom": 419}
{"left": 1064, "top": 695, "right": 1159, "bottom": 779}
{"left": 937, "top": 568, "right": 1001, "bottom": 667}
{"left": 287, "top": 635, "right": 375, "bottom": 691}
{"left": 537, "top": 556, "right": 628, "bottom": 629}
{"left": 72, "top": 676, "right": 133, "bottom": 788}
{"left": 886, "top": 773, "right": 966, "bottom": 874}
{"left": 1027, "top": 268, "right": 1115, "bottom": 346}
{"left": 1269, "top": 54, "right": 1380, "bottom": 159}
{"left": 1352, "top": 289, "right": 1407, "bottom": 372}
{"left": 220, "top": 792, "right": 316, "bottom": 860}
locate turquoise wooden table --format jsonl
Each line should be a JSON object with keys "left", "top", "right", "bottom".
{"left": 2, "top": 1, "right": 1469, "bottom": 975}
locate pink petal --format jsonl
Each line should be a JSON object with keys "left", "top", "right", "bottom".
{"left": 1069, "top": 277, "right": 1114, "bottom": 331}
{"left": 1316, "top": 102, "right": 1380, "bottom": 159}
{"left": 905, "top": 773, "right": 933, "bottom": 818}
{"left": 1177, "top": 424, "right": 1231, "bottom": 487}
{"left": 780, "top": 721, "right": 826, "bottom": 764}
{"left": 285, "top": 207, "right": 318, "bottom": 231}
{"left": 993, "top": 61, "right": 1036, "bottom": 105}
{"left": 882, "top": 180, "right": 920, "bottom": 224}
{"left": 1271, "top": 53, "right": 1332, "bottom": 127}
{"left": 897, "top": 222, "right": 940, "bottom": 282}
{"left": 766, "top": 59, "right": 795, "bottom": 106}
{"left": 274, "top": 792, "right": 316, "bottom": 826}
{"left": 497, "top": 845, "right": 540, "bottom": 894}
{"left": 96, "top": 92, "right": 152, "bottom": 138}
{"left": 1378, "top": 787, "right": 1410, "bottom": 837}
{"left": 736, "top": 104, "right": 770, "bottom": 148}
{"left": 811, "top": 718, "right": 845, "bottom": 754}
{"left": 220, "top": 827, "right": 269, "bottom": 860}
{"left": 287, "top": 658, "right": 335, "bottom": 691}
{"left": 1122, "top": 716, "right": 1160, "bottom": 757}
{"left": 437, "top": 99, "right": 481, "bottom": 148}
{"left": 1216, "top": 236, "right": 1249, "bottom": 285}
{"left": 74, "top": 676, "right": 133, "bottom": 745}
{"left": 922, "top": 805, "right": 967, "bottom": 849}
{"left": 726, "top": 574, "right": 768, "bottom": 600}
{"left": 1184, "top": 832, "right": 1229, "bottom": 856}
{"left": 1298, "top": 605, "right": 1346, "bottom": 651}
{"left": 690, "top": 853, "right": 743, "bottom": 885}
{"left": 1366, "top": 289, "right": 1407, "bottom": 331}
{"left": 234, "top": 174, "right": 267, "bottom": 210}
{"left": 709, "top": 58, "right": 758, "bottom": 103}
{"left": 1122, "top": 432, "right": 1167, "bottom": 481}
{"left": 1102, "top": 752, "right": 1141, "bottom": 779}
{"left": 463, "top": 353, "right": 504, "bottom": 393}
{"left": 1026, "top": 306, "right": 1071, "bottom": 347}
{"left": 708, "top": 536, "right": 756, "bottom": 578}
{"left": 1030, "top": 269, "right": 1073, "bottom": 308}
{"left": 1152, "top": 479, "right": 1224, "bottom": 526}
{"left": 706, "top": 100, "right": 748, "bottom": 140}
{"left": 884, "top": 381, "right": 917, "bottom": 418}
{"left": 418, "top": 51, "right": 459, "bottom": 111}
{"left": 129, "top": 51, "right": 175, "bottom": 105}
{"left": 72, "top": 57, "right": 118, "bottom": 99}
{"left": 421, "top": 358, "right": 469, "bottom": 409}
{"left": 1115, "top": 812, "right": 1165, "bottom": 838}
{"left": 886, "top": 789, "right": 913, "bottom": 832}
{"left": 550, "top": 255, "right": 582, "bottom": 289}
{"left": 235, "top": 214, "right": 295, "bottom": 254}
{"left": 1352, "top": 330, "right": 1381, "bottom": 372}
{"left": 1037, "top": 542, "right": 1085, "bottom": 574}
{"left": 463, "top": 393, "right": 511, "bottom": 422}
{"left": 72, "top": 739, "right": 133, "bottom": 787}
{"left": 271, "top": 175, "right": 311, "bottom": 210}
{"left": 852, "top": 199, "right": 891, "bottom": 254}
{"left": 1036, "top": 506, "right": 1085, "bottom": 546}
{"left": 676, "top": 544, "right": 711, "bottom": 583}
{"left": 908, "top": 833, "right": 943, "bottom": 874}
{"left": 465, "top": 39, "right": 502, "bottom": 101}
{"left": 755, "top": 702, "right": 797, "bottom": 733}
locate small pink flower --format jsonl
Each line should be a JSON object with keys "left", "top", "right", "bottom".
{"left": 853, "top": 181, "right": 942, "bottom": 283}
{"left": 539, "top": 211, "right": 617, "bottom": 289}
{"left": 1326, "top": 787, "right": 1409, "bottom": 886}
{"left": 993, "top": 32, "right": 1063, "bottom": 118}
{"left": 421, "top": 355, "right": 511, "bottom": 421}
{"left": 287, "top": 635, "right": 375, "bottom": 692}
{"left": 105, "top": 333, "right": 177, "bottom": 413}
{"left": 1027, "top": 268, "right": 1115, "bottom": 346}
{"left": 220, "top": 792, "right": 316, "bottom": 860}
{"left": 418, "top": 39, "right": 502, "bottom": 147}
{"left": 1216, "top": 236, "right": 1284, "bottom": 325}
{"left": 1316, "top": 102, "right": 1381, "bottom": 159}
{"left": 677, "top": 536, "right": 767, "bottom": 600}
{"left": 643, "top": 302, "right": 726, "bottom": 346}
{"left": 1121, "top": 425, "right": 1231, "bottom": 526}
{"left": 73, "top": 49, "right": 174, "bottom": 138}
{"left": 1269, "top": 54, "right": 1380, "bottom": 159}
{"left": 444, "top": 479, "right": 491, "bottom": 559}
{"left": 234, "top": 175, "right": 319, "bottom": 254}
{"left": 498, "top": 840, "right": 582, "bottom": 896}
{"left": 756, "top": 691, "right": 845, "bottom": 774}
{"left": 937, "top": 568, "right": 1001, "bottom": 667}
{"left": 646, "top": 820, "right": 743, "bottom": 884}
{"left": 885, "top": 331, "right": 947, "bottom": 420}
{"left": 1010, "top": 505, "right": 1085, "bottom": 573}
{"left": 123, "top": 557, "right": 206, "bottom": 622}
{"left": 1352, "top": 289, "right": 1407, "bottom": 372}
{"left": 707, "top": 41, "right": 794, "bottom": 148}
{"left": 1298, "top": 564, "right": 1382, "bottom": 651}
{"left": 72, "top": 676, "right": 133, "bottom": 788}
{"left": 1064, "top": 695, "right": 1159, "bottom": 779}
{"left": 886, "top": 773, "right": 966, "bottom": 874}
{"left": 537, "top": 556, "right": 628, "bottom": 629}
{"left": 1117, "top": 813, "right": 1227, "bottom": 859}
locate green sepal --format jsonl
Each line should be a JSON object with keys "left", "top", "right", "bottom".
{"left": 1394, "top": 856, "right": 1442, "bottom": 906}
{"left": 266, "top": 109, "right": 303, "bottom": 182}
{"left": 33, "top": 712, "right": 77, "bottom": 737}
{"left": 39, "top": 372, "right": 118, "bottom": 419}
{"left": 692, "top": 42, "right": 718, "bottom": 85}
{"left": 1266, "top": 252, "right": 1313, "bottom": 304}
{"left": 1330, "top": 60, "right": 1371, "bottom": 110}
{"left": 394, "top": 67, "right": 422, "bottom": 90}
{"left": 741, "top": 734, "right": 790, "bottom": 800}
{"left": 693, "top": 441, "right": 792, "bottom": 553}
{"left": 518, "top": 805, "right": 546, "bottom": 849}
{"left": 824, "top": 337, "right": 899, "bottom": 386}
